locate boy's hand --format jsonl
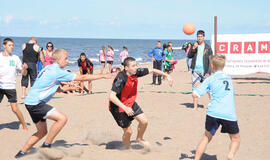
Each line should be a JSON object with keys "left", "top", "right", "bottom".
{"left": 151, "top": 57, "right": 155, "bottom": 62}
{"left": 193, "top": 42, "right": 198, "bottom": 50}
{"left": 205, "top": 73, "right": 210, "bottom": 78}
{"left": 123, "top": 106, "right": 134, "bottom": 116}
{"left": 194, "top": 82, "right": 201, "bottom": 88}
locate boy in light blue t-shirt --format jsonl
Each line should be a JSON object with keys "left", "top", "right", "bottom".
{"left": 15, "top": 49, "right": 113, "bottom": 158}
{"left": 192, "top": 55, "right": 240, "bottom": 160}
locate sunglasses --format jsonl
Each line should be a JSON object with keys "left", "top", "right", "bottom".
{"left": 47, "top": 45, "right": 53, "bottom": 48}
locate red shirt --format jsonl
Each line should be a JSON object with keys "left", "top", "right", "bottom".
{"left": 109, "top": 68, "right": 149, "bottom": 112}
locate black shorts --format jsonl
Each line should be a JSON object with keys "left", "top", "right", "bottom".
{"left": 164, "top": 65, "right": 173, "bottom": 72}
{"left": 107, "top": 61, "right": 113, "bottom": 65}
{"left": 110, "top": 102, "right": 143, "bottom": 128}
{"left": 101, "top": 61, "right": 105, "bottom": 64}
{"left": 0, "top": 89, "right": 17, "bottom": 103}
{"left": 205, "top": 115, "right": 239, "bottom": 136}
{"left": 82, "top": 69, "right": 93, "bottom": 75}
{"left": 25, "top": 102, "right": 54, "bottom": 123}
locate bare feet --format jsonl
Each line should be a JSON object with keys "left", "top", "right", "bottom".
{"left": 137, "top": 139, "right": 151, "bottom": 151}
{"left": 22, "top": 125, "right": 28, "bottom": 131}
{"left": 228, "top": 153, "right": 234, "bottom": 160}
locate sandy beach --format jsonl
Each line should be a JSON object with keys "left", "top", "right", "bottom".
{"left": 0, "top": 59, "right": 270, "bottom": 160}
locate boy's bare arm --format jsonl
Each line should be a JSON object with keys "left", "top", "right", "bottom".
{"left": 149, "top": 69, "right": 173, "bottom": 86}
{"left": 109, "top": 91, "right": 134, "bottom": 116}
{"left": 74, "top": 73, "right": 113, "bottom": 81}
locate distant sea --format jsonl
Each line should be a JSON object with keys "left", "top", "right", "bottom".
{"left": 0, "top": 37, "right": 210, "bottom": 71}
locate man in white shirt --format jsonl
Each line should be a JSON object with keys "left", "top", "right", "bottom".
{"left": 0, "top": 38, "right": 28, "bottom": 130}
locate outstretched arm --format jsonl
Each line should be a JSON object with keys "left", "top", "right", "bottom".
{"left": 149, "top": 69, "right": 173, "bottom": 86}
{"left": 73, "top": 73, "right": 113, "bottom": 81}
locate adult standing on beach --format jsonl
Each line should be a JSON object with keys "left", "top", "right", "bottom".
{"left": 107, "top": 45, "right": 114, "bottom": 73}
{"left": 43, "top": 42, "right": 54, "bottom": 67}
{"left": 99, "top": 46, "right": 106, "bottom": 74}
{"left": 188, "top": 30, "right": 213, "bottom": 110}
{"left": 21, "top": 37, "right": 44, "bottom": 99}
{"left": 148, "top": 41, "right": 164, "bottom": 85}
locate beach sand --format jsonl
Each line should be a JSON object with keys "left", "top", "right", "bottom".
{"left": 0, "top": 59, "right": 270, "bottom": 160}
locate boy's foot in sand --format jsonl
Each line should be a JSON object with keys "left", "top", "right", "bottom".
{"left": 228, "top": 153, "right": 235, "bottom": 160}
{"left": 137, "top": 139, "right": 151, "bottom": 151}
{"left": 15, "top": 150, "right": 26, "bottom": 158}
{"left": 41, "top": 142, "right": 52, "bottom": 148}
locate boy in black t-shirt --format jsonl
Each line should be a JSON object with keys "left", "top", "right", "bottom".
{"left": 77, "top": 53, "right": 94, "bottom": 94}
{"left": 109, "top": 57, "right": 173, "bottom": 150}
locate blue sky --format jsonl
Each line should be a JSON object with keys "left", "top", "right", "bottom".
{"left": 0, "top": 0, "right": 269, "bottom": 39}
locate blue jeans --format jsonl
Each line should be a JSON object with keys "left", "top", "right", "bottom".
{"left": 186, "top": 57, "right": 192, "bottom": 71}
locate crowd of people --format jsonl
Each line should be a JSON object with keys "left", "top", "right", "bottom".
{"left": 0, "top": 30, "right": 241, "bottom": 160}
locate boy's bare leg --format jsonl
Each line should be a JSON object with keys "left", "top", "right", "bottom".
{"left": 10, "top": 102, "right": 28, "bottom": 130}
{"left": 194, "top": 131, "right": 212, "bottom": 160}
{"left": 44, "top": 110, "right": 68, "bottom": 145}
{"left": 88, "top": 81, "right": 92, "bottom": 93}
{"left": 193, "top": 96, "right": 199, "bottom": 110}
{"left": 22, "top": 86, "right": 27, "bottom": 98}
{"left": 21, "top": 121, "right": 48, "bottom": 152}
{"left": 134, "top": 113, "right": 148, "bottom": 145}
{"left": 80, "top": 82, "right": 85, "bottom": 94}
{"left": 228, "top": 133, "right": 240, "bottom": 160}
{"left": 122, "top": 126, "right": 132, "bottom": 149}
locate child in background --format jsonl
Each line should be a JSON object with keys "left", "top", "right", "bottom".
{"left": 120, "top": 46, "right": 128, "bottom": 66}
{"left": 99, "top": 46, "right": 106, "bottom": 74}
{"left": 77, "top": 52, "right": 94, "bottom": 94}
{"left": 107, "top": 45, "right": 114, "bottom": 73}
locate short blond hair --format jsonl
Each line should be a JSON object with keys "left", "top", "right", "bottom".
{"left": 210, "top": 55, "right": 226, "bottom": 70}
{"left": 52, "top": 49, "right": 68, "bottom": 61}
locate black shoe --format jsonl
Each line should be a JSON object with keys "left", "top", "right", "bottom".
{"left": 41, "top": 142, "right": 51, "bottom": 148}
{"left": 15, "top": 151, "right": 26, "bottom": 158}
{"left": 151, "top": 83, "right": 156, "bottom": 85}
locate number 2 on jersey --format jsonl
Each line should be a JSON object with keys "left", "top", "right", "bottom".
{"left": 223, "top": 80, "right": 230, "bottom": 91}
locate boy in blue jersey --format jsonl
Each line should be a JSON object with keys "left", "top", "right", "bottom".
{"left": 192, "top": 55, "right": 240, "bottom": 160}
{"left": 15, "top": 49, "right": 113, "bottom": 158}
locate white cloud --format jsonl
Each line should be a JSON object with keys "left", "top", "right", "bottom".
{"left": 4, "top": 14, "right": 13, "bottom": 25}
{"left": 39, "top": 20, "right": 48, "bottom": 25}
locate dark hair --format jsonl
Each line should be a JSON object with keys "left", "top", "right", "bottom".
{"left": 80, "top": 52, "right": 86, "bottom": 57}
{"left": 197, "top": 30, "right": 205, "bottom": 36}
{"left": 3, "top": 38, "right": 14, "bottom": 45}
{"left": 157, "top": 41, "right": 161, "bottom": 43}
{"left": 163, "top": 43, "right": 167, "bottom": 50}
{"left": 108, "top": 45, "right": 114, "bottom": 51}
{"left": 123, "top": 57, "right": 136, "bottom": 67}
{"left": 46, "top": 42, "right": 54, "bottom": 50}
{"left": 123, "top": 46, "right": 128, "bottom": 50}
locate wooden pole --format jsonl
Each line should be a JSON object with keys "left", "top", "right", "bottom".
{"left": 214, "top": 16, "right": 217, "bottom": 55}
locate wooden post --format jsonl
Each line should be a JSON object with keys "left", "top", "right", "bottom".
{"left": 214, "top": 16, "right": 217, "bottom": 55}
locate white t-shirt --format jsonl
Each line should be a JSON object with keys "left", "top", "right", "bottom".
{"left": 0, "top": 52, "right": 22, "bottom": 89}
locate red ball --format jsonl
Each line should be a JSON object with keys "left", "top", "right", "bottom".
{"left": 183, "top": 23, "right": 196, "bottom": 35}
